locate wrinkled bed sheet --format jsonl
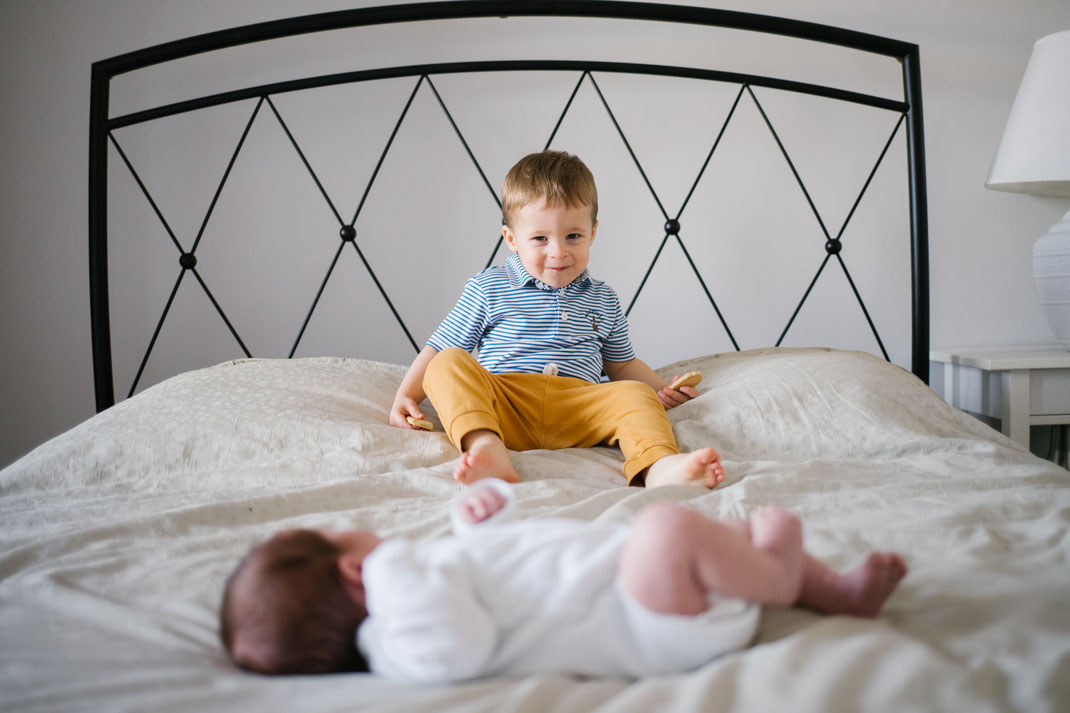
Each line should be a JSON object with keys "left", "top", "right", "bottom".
{"left": 1, "top": 347, "right": 1067, "bottom": 713}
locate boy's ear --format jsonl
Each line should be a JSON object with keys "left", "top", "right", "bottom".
{"left": 591, "top": 220, "right": 598, "bottom": 243}
{"left": 502, "top": 224, "right": 518, "bottom": 252}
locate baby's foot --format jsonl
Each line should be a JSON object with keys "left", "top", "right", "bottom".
{"left": 810, "top": 552, "right": 909, "bottom": 618}
{"left": 840, "top": 552, "right": 908, "bottom": 617}
{"left": 643, "top": 448, "right": 725, "bottom": 489}
{"left": 454, "top": 436, "right": 519, "bottom": 485}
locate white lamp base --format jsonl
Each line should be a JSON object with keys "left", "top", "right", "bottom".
{"left": 1034, "top": 207, "right": 1070, "bottom": 350}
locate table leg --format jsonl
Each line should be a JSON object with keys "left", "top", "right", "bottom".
{"left": 942, "top": 361, "right": 957, "bottom": 406}
{"left": 1000, "top": 369, "right": 1030, "bottom": 449}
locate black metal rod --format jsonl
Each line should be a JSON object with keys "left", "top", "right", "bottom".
{"left": 93, "top": 1, "right": 915, "bottom": 79}
{"left": 837, "top": 254, "right": 889, "bottom": 361}
{"left": 191, "top": 268, "right": 252, "bottom": 358}
{"left": 104, "top": 60, "right": 906, "bottom": 133}
{"left": 834, "top": 114, "right": 905, "bottom": 241}
{"left": 350, "top": 75, "right": 426, "bottom": 228}
{"left": 677, "top": 84, "right": 746, "bottom": 220}
{"left": 425, "top": 76, "right": 501, "bottom": 209}
{"left": 674, "top": 234, "right": 739, "bottom": 351}
{"left": 626, "top": 233, "right": 670, "bottom": 316}
{"left": 128, "top": 270, "right": 185, "bottom": 398}
{"left": 290, "top": 241, "right": 346, "bottom": 358}
{"left": 544, "top": 71, "right": 588, "bottom": 151}
{"left": 266, "top": 96, "right": 345, "bottom": 226}
{"left": 347, "top": 242, "right": 420, "bottom": 352}
{"left": 903, "top": 48, "right": 930, "bottom": 384}
{"left": 587, "top": 73, "right": 668, "bottom": 221}
{"left": 748, "top": 85, "right": 831, "bottom": 241}
{"left": 190, "top": 98, "right": 264, "bottom": 256}
{"left": 108, "top": 133, "right": 184, "bottom": 254}
{"left": 89, "top": 64, "right": 115, "bottom": 411}
{"left": 777, "top": 254, "right": 830, "bottom": 346}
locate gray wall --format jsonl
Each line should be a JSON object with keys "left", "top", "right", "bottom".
{"left": 3, "top": 0, "right": 1070, "bottom": 468}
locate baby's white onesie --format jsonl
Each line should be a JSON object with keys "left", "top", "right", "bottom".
{"left": 357, "top": 480, "right": 758, "bottom": 683}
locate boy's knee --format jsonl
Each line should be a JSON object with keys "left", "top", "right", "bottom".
{"left": 424, "top": 348, "right": 471, "bottom": 384}
{"left": 617, "top": 379, "right": 660, "bottom": 403}
{"left": 430, "top": 347, "right": 469, "bottom": 368}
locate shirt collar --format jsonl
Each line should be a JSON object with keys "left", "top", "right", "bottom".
{"left": 505, "top": 252, "right": 592, "bottom": 291}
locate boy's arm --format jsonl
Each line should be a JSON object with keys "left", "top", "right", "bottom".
{"left": 604, "top": 358, "right": 697, "bottom": 410}
{"left": 389, "top": 345, "right": 439, "bottom": 428}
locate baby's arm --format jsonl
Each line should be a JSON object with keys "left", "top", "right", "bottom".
{"left": 604, "top": 358, "right": 697, "bottom": 409}
{"left": 450, "top": 478, "right": 516, "bottom": 533}
{"left": 358, "top": 540, "right": 497, "bottom": 683}
{"left": 457, "top": 486, "right": 507, "bottom": 525}
{"left": 389, "top": 345, "right": 438, "bottom": 428}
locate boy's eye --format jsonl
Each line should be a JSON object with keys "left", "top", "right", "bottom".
{"left": 531, "top": 235, "right": 547, "bottom": 242}
{"left": 567, "top": 234, "right": 582, "bottom": 240}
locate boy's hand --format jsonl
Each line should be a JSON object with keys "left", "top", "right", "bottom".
{"left": 458, "top": 487, "right": 507, "bottom": 524}
{"left": 390, "top": 396, "right": 426, "bottom": 429}
{"left": 657, "top": 380, "right": 698, "bottom": 410}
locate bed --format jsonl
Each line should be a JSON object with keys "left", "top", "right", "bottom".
{"left": 3, "top": 2, "right": 1068, "bottom": 712}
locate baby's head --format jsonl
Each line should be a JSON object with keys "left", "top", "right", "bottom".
{"left": 220, "top": 528, "right": 378, "bottom": 675}
{"left": 501, "top": 151, "right": 599, "bottom": 289}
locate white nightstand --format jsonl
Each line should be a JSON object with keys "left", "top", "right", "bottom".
{"left": 929, "top": 346, "right": 1070, "bottom": 454}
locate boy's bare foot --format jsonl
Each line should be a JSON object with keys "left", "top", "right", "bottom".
{"left": 803, "top": 552, "right": 908, "bottom": 618}
{"left": 455, "top": 430, "right": 520, "bottom": 485}
{"left": 643, "top": 448, "right": 725, "bottom": 489}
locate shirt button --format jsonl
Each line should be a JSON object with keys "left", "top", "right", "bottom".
{"left": 561, "top": 312, "right": 569, "bottom": 321}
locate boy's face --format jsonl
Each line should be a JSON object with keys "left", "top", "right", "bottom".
{"left": 503, "top": 198, "right": 597, "bottom": 289}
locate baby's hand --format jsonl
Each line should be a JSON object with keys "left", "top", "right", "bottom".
{"left": 458, "top": 487, "right": 507, "bottom": 524}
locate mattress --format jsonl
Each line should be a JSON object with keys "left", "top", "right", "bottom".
{"left": 1, "top": 347, "right": 1067, "bottom": 712}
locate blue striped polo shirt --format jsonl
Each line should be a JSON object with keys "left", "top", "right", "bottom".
{"left": 426, "top": 253, "right": 636, "bottom": 383}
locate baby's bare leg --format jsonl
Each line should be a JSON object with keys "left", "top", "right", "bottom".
{"left": 619, "top": 504, "right": 805, "bottom": 616}
{"left": 455, "top": 430, "right": 519, "bottom": 485}
{"left": 719, "top": 509, "right": 907, "bottom": 617}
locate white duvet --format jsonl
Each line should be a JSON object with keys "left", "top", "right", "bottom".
{"left": 1, "top": 347, "right": 1067, "bottom": 713}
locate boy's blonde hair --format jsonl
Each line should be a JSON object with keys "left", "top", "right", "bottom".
{"left": 501, "top": 150, "right": 598, "bottom": 228}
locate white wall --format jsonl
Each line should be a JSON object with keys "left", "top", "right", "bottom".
{"left": 3, "top": 0, "right": 1069, "bottom": 468}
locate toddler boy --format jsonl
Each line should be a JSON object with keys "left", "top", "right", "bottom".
{"left": 390, "top": 150, "right": 722, "bottom": 488}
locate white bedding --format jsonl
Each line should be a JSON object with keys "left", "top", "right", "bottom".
{"left": 1, "top": 347, "right": 1067, "bottom": 713}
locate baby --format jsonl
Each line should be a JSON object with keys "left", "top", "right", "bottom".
{"left": 389, "top": 150, "right": 724, "bottom": 489}
{"left": 221, "top": 480, "right": 908, "bottom": 681}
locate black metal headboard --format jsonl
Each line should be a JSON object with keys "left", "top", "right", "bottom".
{"left": 89, "top": 0, "right": 929, "bottom": 412}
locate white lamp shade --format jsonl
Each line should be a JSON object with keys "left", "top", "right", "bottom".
{"left": 986, "top": 29, "right": 1070, "bottom": 197}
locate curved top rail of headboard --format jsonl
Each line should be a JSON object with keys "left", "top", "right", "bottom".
{"left": 89, "top": 0, "right": 928, "bottom": 411}
{"left": 95, "top": 1, "right": 917, "bottom": 75}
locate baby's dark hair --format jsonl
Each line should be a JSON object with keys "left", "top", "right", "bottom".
{"left": 220, "top": 529, "right": 369, "bottom": 675}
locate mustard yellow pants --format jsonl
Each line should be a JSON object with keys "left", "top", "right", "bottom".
{"left": 422, "top": 347, "right": 679, "bottom": 484}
